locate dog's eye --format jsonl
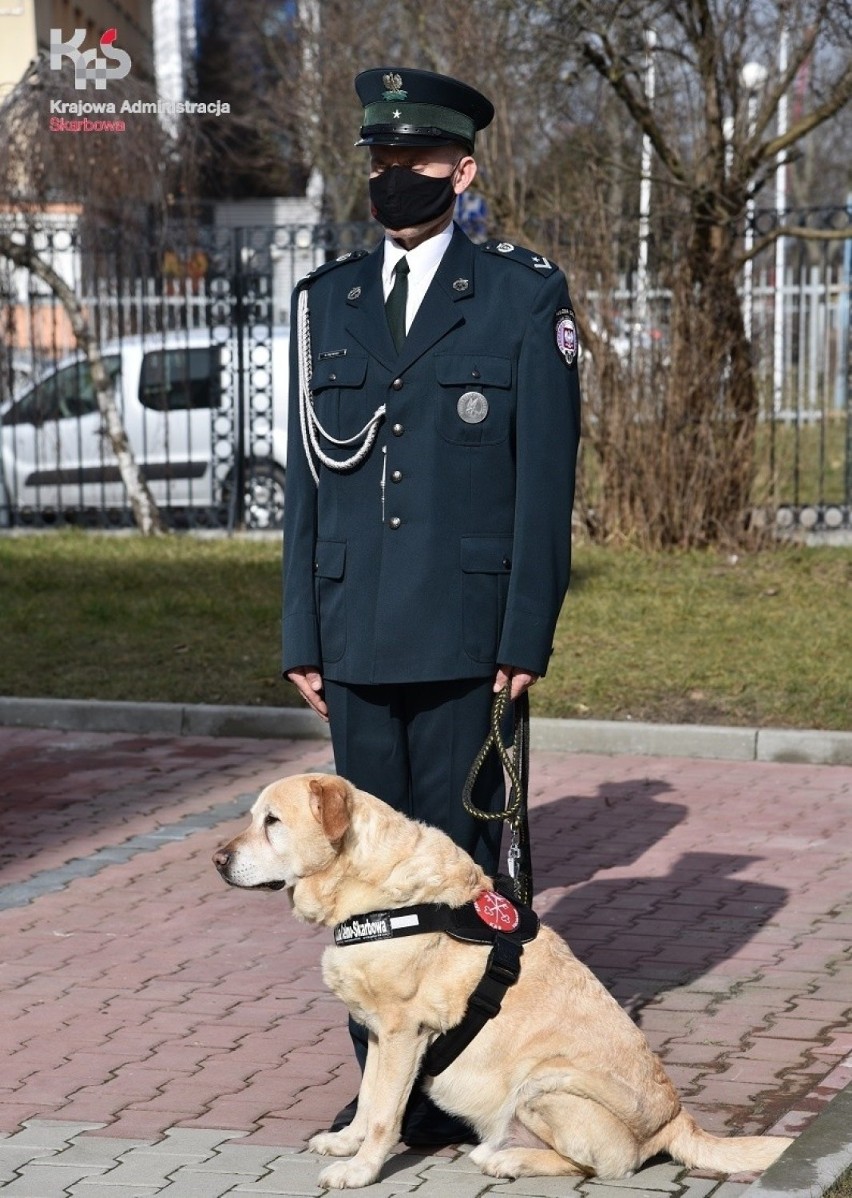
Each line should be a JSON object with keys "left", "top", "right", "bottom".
{"left": 264, "top": 813, "right": 280, "bottom": 827}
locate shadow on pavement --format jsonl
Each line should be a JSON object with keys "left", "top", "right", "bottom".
{"left": 526, "top": 780, "right": 787, "bottom": 1021}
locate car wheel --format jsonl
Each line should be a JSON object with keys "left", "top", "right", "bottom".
{"left": 242, "top": 461, "right": 285, "bottom": 531}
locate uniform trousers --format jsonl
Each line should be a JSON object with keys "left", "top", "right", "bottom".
{"left": 323, "top": 676, "right": 506, "bottom": 873}
{"left": 323, "top": 675, "right": 506, "bottom": 1141}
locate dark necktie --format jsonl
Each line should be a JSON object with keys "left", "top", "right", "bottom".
{"left": 385, "top": 256, "right": 410, "bottom": 352}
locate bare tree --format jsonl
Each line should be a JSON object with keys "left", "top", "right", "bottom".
{"left": 551, "top": 0, "right": 852, "bottom": 544}
{"left": 0, "top": 230, "right": 163, "bottom": 534}
{"left": 0, "top": 52, "right": 204, "bottom": 534}
{"left": 194, "top": 0, "right": 308, "bottom": 198}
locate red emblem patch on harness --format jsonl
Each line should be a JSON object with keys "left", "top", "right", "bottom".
{"left": 473, "top": 890, "right": 520, "bottom": 932}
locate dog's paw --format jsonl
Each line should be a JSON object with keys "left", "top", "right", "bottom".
{"left": 319, "top": 1158, "right": 380, "bottom": 1189}
{"left": 309, "top": 1129, "right": 363, "bottom": 1157}
{"left": 480, "top": 1148, "right": 538, "bottom": 1179}
{"left": 468, "top": 1143, "right": 493, "bottom": 1166}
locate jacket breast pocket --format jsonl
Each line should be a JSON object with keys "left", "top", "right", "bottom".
{"left": 313, "top": 539, "right": 347, "bottom": 662}
{"left": 309, "top": 354, "right": 369, "bottom": 444}
{"left": 435, "top": 354, "right": 512, "bottom": 445}
{"left": 460, "top": 535, "right": 513, "bottom": 662}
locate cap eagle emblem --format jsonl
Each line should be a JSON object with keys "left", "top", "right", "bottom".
{"left": 382, "top": 72, "right": 407, "bottom": 100}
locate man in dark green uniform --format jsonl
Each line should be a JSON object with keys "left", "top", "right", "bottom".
{"left": 282, "top": 66, "right": 581, "bottom": 1144}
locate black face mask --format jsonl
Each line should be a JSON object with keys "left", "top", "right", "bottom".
{"left": 369, "top": 165, "right": 457, "bottom": 230}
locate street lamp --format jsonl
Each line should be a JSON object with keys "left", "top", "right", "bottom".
{"left": 741, "top": 61, "right": 768, "bottom": 342}
{"left": 773, "top": 30, "right": 789, "bottom": 417}
{"left": 636, "top": 29, "right": 656, "bottom": 332}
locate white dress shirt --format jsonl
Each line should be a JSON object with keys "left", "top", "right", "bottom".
{"left": 382, "top": 226, "right": 454, "bottom": 335}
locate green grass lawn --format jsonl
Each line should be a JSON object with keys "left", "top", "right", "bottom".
{"left": 826, "top": 1167, "right": 852, "bottom": 1198}
{"left": 1, "top": 531, "right": 850, "bottom": 730}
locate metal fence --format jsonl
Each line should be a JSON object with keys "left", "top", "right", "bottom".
{"left": 0, "top": 214, "right": 373, "bottom": 531}
{"left": 0, "top": 206, "right": 849, "bottom": 535}
{"left": 751, "top": 276, "right": 850, "bottom": 533}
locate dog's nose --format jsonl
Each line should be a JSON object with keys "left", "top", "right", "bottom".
{"left": 213, "top": 848, "right": 232, "bottom": 871}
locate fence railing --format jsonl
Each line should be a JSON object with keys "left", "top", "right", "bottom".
{"left": 1, "top": 210, "right": 849, "bottom": 534}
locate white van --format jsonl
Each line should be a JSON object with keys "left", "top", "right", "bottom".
{"left": 0, "top": 329, "right": 289, "bottom": 529}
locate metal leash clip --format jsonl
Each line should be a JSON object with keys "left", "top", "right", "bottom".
{"left": 507, "top": 829, "right": 521, "bottom": 880}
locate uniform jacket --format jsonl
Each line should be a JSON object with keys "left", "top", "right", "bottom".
{"left": 282, "top": 223, "right": 581, "bottom": 685}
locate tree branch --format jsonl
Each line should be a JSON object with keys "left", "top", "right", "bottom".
{"left": 580, "top": 35, "right": 689, "bottom": 188}
{"left": 739, "top": 223, "right": 852, "bottom": 264}
{"left": 760, "top": 61, "right": 852, "bottom": 164}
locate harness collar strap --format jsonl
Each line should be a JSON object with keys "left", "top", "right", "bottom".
{"left": 331, "top": 888, "right": 538, "bottom": 1077}
{"left": 332, "top": 889, "right": 539, "bottom": 948}
{"left": 423, "top": 932, "right": 523, "bottom": 1076}
{"left": 333, "top": 903, "right": 450, "bottom": 946}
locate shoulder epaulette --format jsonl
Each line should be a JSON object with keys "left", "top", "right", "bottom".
{"left": 481, "top": 240, "right": 557, "bottom": 276}
{"left": 296, "top": 249, "right": 369, "bottom": 290}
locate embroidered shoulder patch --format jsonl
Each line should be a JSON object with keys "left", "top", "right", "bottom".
{"left": 554, "top": 307, "right": 578, "bottom": 366}
{"left": 482, "top": 240, "right": 557, "bottom": 275}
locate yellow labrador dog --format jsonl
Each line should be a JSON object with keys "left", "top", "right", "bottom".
{"left": 213, "top": 773, "right": 791, "bottom": 1191}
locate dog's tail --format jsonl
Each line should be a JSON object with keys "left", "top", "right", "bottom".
{"left": 650, "top": 1110, "right": 792, "bottom": 1174}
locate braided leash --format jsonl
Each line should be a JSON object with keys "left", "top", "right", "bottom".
{"left": 462, "top": 686, "right": 533, "bottom": 907}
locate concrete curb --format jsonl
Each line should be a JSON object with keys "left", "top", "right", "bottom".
{"left": 746, "top": 1079, "right": 852, "bottom": 1198}
{"left": 1, "top": 696, "right": 851, "bottom": 765}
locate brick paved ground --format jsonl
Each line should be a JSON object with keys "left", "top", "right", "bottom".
{"left": 1, "top": 725, "right": 851, "bottom": 1196}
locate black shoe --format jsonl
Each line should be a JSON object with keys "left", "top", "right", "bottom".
{"left": 401, "top": 1121, "right": 474, "bottom": 1148}
{"left": 329, "top": 1096, "right": 358, "bottom": 1133}
{"left": 401, "top": 1101, "right": 475, "bottom": 1148}
{"left": 327, "top": 1093, "right": 474, "bottom": 1147}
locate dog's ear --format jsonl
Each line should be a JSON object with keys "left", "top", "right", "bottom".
{"left": 308, "top": 775, "right": 351, "bottom": 844}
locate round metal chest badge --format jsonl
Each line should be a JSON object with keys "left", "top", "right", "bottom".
{"left": 457, "top": 391, "right": 488, "bottom": 423}
{"left": 474, "top": 891, "right": 520, "bottom": 932}
{"left": 555, "top": 307, "right": 578, "bottom": 366}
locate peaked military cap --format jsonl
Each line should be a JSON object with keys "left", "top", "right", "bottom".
{"left": 354, "top": 67, "right": 494, "bottom": 151}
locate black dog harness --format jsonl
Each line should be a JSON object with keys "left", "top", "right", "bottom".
{"left": 332, "top": 886, "right": 539, "bottom": 1076}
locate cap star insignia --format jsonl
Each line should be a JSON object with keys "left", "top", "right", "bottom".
{"left": 393, "top": 109, "right": 401, "bottom": 118}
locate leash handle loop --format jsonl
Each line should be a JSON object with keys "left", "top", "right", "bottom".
{"left": 462, "top": 686, "right": 533, "bottom": 906}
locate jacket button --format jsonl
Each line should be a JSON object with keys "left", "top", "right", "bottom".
{"left": 502, "top": 556, "right": 512, "bottom": 569}
{"left": 392, "top": 377, "right": 404, "bottom": 390}
{"left": 329, "top": 372, "right": 337, "bottom": 382}
{"left": 389, "top": 516, "right": 401, "bottom": 529}
{"left": 471, "top": 369, "right": 481, "bottom": 379}
{"left": 313, "top": 561, "right": 319, "bottom": 572}
{"left": 391, "top": 470, "right": 403, "bottom": 483}
{"left": 392, "top": 423, "right": 404, "bottom": 436}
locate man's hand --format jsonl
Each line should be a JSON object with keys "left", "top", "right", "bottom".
{"left": 286, "top": 666, "right": 328, "bottom": 720}
{"left": 493, "top": 666, "right": 539, "bottom": 701}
